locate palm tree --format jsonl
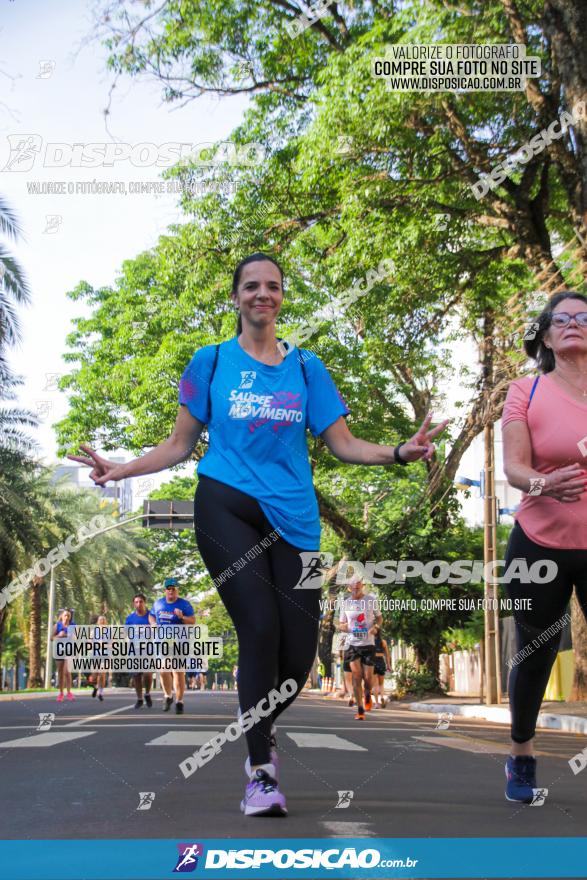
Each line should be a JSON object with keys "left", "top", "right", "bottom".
{"left": 0, "top": 193, "right": 30, "bottom": 351}
{"left": 0, "top": 396, "right": 39, "bottom": 660}
{"left": 18, "top": 475, "right": 154, "bottom": 687}
{"left": 0, "top": 192, "right": 33, "bottom": 657}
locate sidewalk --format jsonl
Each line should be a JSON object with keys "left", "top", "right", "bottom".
{"left": 403, "top": 695, "right": 587, "bottom": 735}
{"left": 0, "top": 688, "right": 88, "bottom": 701}
{"left": 313, "top": 688, "right": 587, "bottom": 735}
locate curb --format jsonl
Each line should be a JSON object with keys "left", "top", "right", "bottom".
{"left": 408, "top": 701, "right": 587, "bottom": 735}
{"left": 0, "top": 691, "right": 78, "bottom": 701}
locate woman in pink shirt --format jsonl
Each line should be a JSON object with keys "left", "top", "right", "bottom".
{"left": 502, "top": 291, "right": 587, "bottom": 804}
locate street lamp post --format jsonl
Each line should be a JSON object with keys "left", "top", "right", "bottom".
{"left": 43, "top": 567, "right": 57, "bottom": 689}
{"left": 483, "top": 423, "right": 502, "bottom": 705}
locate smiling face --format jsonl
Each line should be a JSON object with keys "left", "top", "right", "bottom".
{"left": 232, "top": 260, "right": 283, "bottom": 331}
{"left": 544, "top": 297, "right": 587, "bottom": 361}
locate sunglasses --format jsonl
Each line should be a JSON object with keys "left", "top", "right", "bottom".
{"left": 549, "top": 311, "right": 587, "bottom": 328}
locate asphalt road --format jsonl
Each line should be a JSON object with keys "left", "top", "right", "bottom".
{"left": 0, "top": 688, "right": 585, "bottom": 842}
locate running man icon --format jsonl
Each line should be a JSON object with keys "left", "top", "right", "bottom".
{"left": 295, "top": 551, "right": 334, "bottom": 589}
{"left": 335, "top": 790, "right": 354, "bottom": 808}
{"left": 136, "top": 792, "right": 155, "bottom": 811}
{"left": 173, "top": 844, "right": 203, "bottom": 873}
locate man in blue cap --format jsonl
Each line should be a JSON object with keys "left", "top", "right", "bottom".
{"left": 149, "top": 577, "right": 196, "bottom": 713}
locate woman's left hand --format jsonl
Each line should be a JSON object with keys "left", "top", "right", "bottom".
{"left": 399, "top": 413, "right": 450, "bottom": 462}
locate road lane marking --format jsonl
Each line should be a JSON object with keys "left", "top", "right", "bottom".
{"left": 64, "top": 704, "right": 135, "bottom": 727}
{"left": 145, "top": 731, "right": 221, "bottom": 746}
{"left": 384, "top": 739, "right": 440, "bottom": 751}
{"left": 286, "top": 733, "right": 367, "bottom": 751}
{"left": 415, "top": 736, "right": 511, "bottom": 754}
{"left": 0, "top": 731, "right": 95, "bottom": 748}
{"left": 321, "top": 822, "right": 377, "bottom": 837}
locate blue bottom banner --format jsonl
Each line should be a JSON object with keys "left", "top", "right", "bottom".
{"left": 0, "top": 838, "right": 586, "bottom": 879}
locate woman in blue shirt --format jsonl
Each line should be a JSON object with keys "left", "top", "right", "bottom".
{"left": 68, "top": 252, "right": 447, "bottom": 817}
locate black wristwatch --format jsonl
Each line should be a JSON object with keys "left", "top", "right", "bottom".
{"left": 394, "top": 443, "right": 408, "bottom": 466}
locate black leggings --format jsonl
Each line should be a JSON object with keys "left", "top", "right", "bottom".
{"left": 504, "top": 522, "right": 587, "bottom": 743}
{"left": 193, "top": 475, "right": 321, "bottom": 764}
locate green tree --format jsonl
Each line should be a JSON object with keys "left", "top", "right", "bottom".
{"left": 56, "top": 0, "right": 587, "bottom": 686}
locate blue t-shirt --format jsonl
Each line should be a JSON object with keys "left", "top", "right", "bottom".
{"left": 149, "top": 597, "right": 195, "bottom": 626}
{"left": 125, "top": 611, "right": 151, "bottom": 626}
{"left": 178, "top": 337, "right": 350, "bottom": 550}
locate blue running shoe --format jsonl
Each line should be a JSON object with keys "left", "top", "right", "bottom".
{"left": 505, "top": 755, "right": 537, "bottom": 803}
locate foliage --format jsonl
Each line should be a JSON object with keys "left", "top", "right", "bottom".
{"left": 50, "top": 0, "right": 587, "bottom": 682}
{"left": 442, "top": 610, "right": 485, "bottom": 653}
{"left": 194, "top": 589, "right": 239, "bottom": 674}
{"left": 393, "top": 659, "right": 446, "bottom": 700}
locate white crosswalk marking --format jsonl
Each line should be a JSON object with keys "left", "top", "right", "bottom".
{"left": 286, "top": 732, "right": 366, "bottom": 751}
{"left": 145, "top": 731, "right": 222, "bottom": 746}
{"left": 415, "top": 735, "right": 510, "bottom": 754}
{"left": 322, "top": 822, "right": 377, "bottom": 837}
{"left": 65, "top": 704, "right": 134, "bottom": 727}
{"left": 0, "top": 731, "right": 95, "bottom": 748}
{"left": 383, "top": 738, "right": 439, "bottom": 751}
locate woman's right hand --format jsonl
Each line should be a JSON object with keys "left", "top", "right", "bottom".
{"left": 67, "top": 445, "right": 128, "bottom": 486}
{"left": 542, "top": 464, "right": 587, "bottom": 502}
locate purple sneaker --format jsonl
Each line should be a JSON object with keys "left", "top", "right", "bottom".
{"left": 240, "top": 769, "right": 287, "bottom": 817}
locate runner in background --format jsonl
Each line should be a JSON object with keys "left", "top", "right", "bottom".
{"left": 149, "top": 577, "right": 196, "bottom": 714}
{"left": 337, "top": 578, "right": 383, "bottom": 720}
{"left": 315, "top": 659, "right": 324, "bottom": 691}
{"left": 125, "top": 593, "right": 153, "bottom": 709}
{"left": 52, "top": 609, "right": 74, "bottom": 703}
{"left": 94, "top": 614, "right": 109, "bottom": 702}
{"left": 340, "top": 632, "right": 354, "bottom": 705}
{"left": 372, "top": 624, "right": 391, "bottom": 708}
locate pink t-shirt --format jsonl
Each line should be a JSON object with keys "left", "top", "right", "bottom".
{"left": 502, "top": 374, "right": 587, "bottom": 549}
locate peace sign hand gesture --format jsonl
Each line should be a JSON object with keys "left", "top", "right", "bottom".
{"left": 67, "top": 445, "right": 128, "bottom": 486}
{"left": 399, "top": 413, "right": 450, "bottom": 463}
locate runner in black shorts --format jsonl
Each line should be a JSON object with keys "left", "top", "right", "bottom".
{"left": 372, "top": 625, "right": 390, "bottom": 708}
{"left": 341, "top": 635, "right": 354, "bottom": 706}
{"left": 338, "top": 577, "right": 383, "bottom": 720}
{"left": 68, "top": 252, "right": 447, "bottom": 815}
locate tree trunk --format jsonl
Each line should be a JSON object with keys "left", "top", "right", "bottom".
{"left": 26, "top": 577, "right": 44, "bottom": 689}
{"left": 0, "top": 609, "right": 6, "bottom": 669}
{"left": 414, "top": 639, "right": 441, "bottom": 689}
{"left": 543, "top": 0, "right": 587, "bottom": 230}
{"left": 14, "top": 651, "right": 20, "bottom": 691}
{"left": 570, "top": 592, "right": 587, "bottom": 701}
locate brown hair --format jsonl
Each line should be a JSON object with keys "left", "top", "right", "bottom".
{"left": 231, "top": 253, "right": 284, "bottom": 335}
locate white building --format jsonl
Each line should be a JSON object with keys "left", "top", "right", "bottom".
{"left": 52, "top": 457, "right": 133, "bottom": 514}
{"left": 455, "top": 421, "right": 521, "bottom": 528}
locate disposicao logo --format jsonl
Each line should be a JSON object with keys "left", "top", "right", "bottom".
{"left": 173, "top": 843, "right": 204, "bottom": 872}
